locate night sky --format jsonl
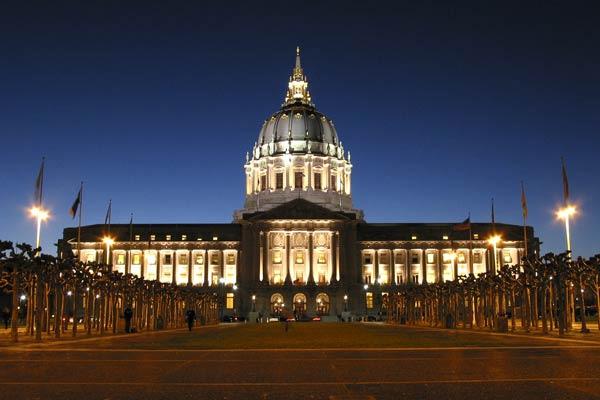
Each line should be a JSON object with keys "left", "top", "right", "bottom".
{"left": 1, "top": 2, "right": 598, "bottom": 257}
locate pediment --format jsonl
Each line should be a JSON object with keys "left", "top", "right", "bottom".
{"left": 247, "top": 199, "right": 352, "bottom": 221}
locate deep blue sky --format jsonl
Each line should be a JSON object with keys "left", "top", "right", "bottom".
{"left": 1, "top": 2, "right": 598, "bottom": 256}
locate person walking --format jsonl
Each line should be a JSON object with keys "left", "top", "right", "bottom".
{"left": 185, "top": 309, "right": 196, "bottom": 331}
{"left": 124, "top": 307, "right": 133, "bottom": 333}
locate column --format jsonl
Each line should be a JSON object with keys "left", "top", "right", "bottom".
{"left": 335, "top": 231, "right": 340, "bottom": 282}
{"left": 203, "top": 249, "right": 208, "bottom": 286}
{"left": 307, "top": 157, "right": 312, "bottom": 189}
{"left": 285, "top": 233, "right": 292, "bottom": 285}
{"left": 188, "top": 249, "right": 192, "bottom": 285}
{"left": 220, "top": 249, "right": 224, "bottom": 281}
{"left": 259, "top": 231, "right": 264, "bottom": 282}
{"left": 390, "top": 247, "right": 396, "bottom": 286}
{"left": 308, "top": 232, "right": 315, "bottom": 285}
{"left": 330, "top": 232, "right": 336, "bottom": 283}
{"left": 421, "top": 249, "right": 426, "bottom": 284}
{"left": 126, "top": 249, "right": 131, "bottom": 275}
{"left": 374, "top": 249, "right": 379, "bottom": 284}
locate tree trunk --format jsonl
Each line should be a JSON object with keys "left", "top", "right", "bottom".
{"left": 579, "top": 279, "right": 588, "bottom": 333}
{"left": 54, "top": 285, "right": 62, "bottom": 338}
{"left": 72, "top": 288, "right": 78, "bottom": 337}
{"left": 10, "top": 271, "right": 20, "bottom": 342}
{"left": 35, "top": 275, "right": 44, "bottom": 341}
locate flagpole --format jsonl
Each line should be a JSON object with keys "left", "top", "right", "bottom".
{"left": 468, "top": 212, "right": 473, "bottom": 275}
{"left": 77, "top": 182, "right": 83, "bottom": 258}
{"left": 521, "top": 181, "right": 528, "bottom": 258}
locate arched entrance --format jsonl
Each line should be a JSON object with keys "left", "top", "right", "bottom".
{"left": 293, "top": 293, "right": 307, "bottom": 316}
{"left": 316, "top": 293, "right": 330, "bottom": 316}
{"left": 271, "top": 293, "right": 284, "bottom": 316}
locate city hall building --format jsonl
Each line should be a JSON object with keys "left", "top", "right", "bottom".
{"left": 61, "top": 49, "right": 539, "bottom": 320}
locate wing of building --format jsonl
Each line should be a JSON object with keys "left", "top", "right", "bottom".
{"left": 60, "top": 48, "right": 539, "bottom": 321}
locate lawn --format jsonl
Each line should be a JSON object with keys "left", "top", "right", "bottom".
{"left": 63, "top": 322, "right": 585, "bottom": 349}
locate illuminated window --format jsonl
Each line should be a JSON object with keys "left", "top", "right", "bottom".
{"left": 314, "top": 172, "right": 321, "bottom": 189}
{"left": 412, "top": 274, "right": 419, "bottom": 284}
{"left": 226, "top": 253, "right": 235, "bottom": 264}
{"left": 457, "top": 253, "right": 466, "bottom": 263}
{"left": 178, "top": 253, "right": 188, "bottom": 265}
{"left": 275, "top": 172, "right": 283, "bottom": 189}
{"left": 134, "top": 235, "right": 140, "bottom": 241}
{"left": 260, "top": 175, "right": 266, "bottom": 191}
{"left": 473, "top": 252, "right": 482, "bottom": 263}
{"left": 226, "top": 293, "right": 234, "bottom": 309}
{"left": 295, "top": 251, "right": 304, "bottom": 264}
{"left": 442, "top": 253, "right": 453, "bottom": 264}
{"left": 318, "top": 272, "right": 327, "bottom": 284}
{"left": 473, "top": 234, "right": 479, "bottom": 239}
{"left": 147, "top": 254, "right": 157, "bottom": 265}
{"left": 443, "top": 235, "right": 449, "bottom": 240}
{"left": 411, "top": 253, "right": 419, "bottom": 264}
{"left": 211, "top": 274, "right": 218, "bottom": 285}
{"left": 411, "top": 235, "right": 417, "bottom": 240}
{"left": 379, "top": 253, "right": 389, "bottom": 264}
{"left": 365, "top": 292, "right": 373, "bottom": 309}
{"left": 272, "top": 250, "right": 282, "bottom": 264}
{"left": 394, "top": 252, "right": 405, "bottom": 264}
{"left": 503, "top": 251, "right": 513, "bottom": 264}
{"left": 364, "top": 274, "right": 372, "bottom": 284}
{"left": 212, "top": 236, "right": 218, "bottom": 241}
{"left": 363, "top": 254, "right": 372, "bottom": 264}
{"left": 294, "top": 171, "right": 303, "bottom": 189}
{"left": 273, "top": 271, "right": 282, "bottom": 284}
{"left": 150, "top": 235, "right": 156, "bottom": 241}
{"left": 163, "top": 254, "right": 172, "bottom": 264}
{"left": 330, "top": 175, "right": 337, "bottom": 191}
{"left": 427, "top": 253, "right": 435, "bottom": 264}
{"left": 197, "top": 237, "right": 203, "bottom": 241}
{"left": 132, "top": 254, "right": 141, "bottom": 265}
{"left": 396, "top": 273, "right": 404, "bottom": 284}
{"left": 295, "top": 270, "right": 303, "bottom": 283}
{"left": 116, "top": 254, "right": 126, "bottom": 265}
{"left": 195, "top": 254, "right": 204, "bottom": 264}
{"left": 210, "top": 253, "right": 219, "bottom": 264}
{"left": 181, "top": 235, "right": 187, "bottom": 241}
{"left": 317, "top": 252, "right": 327, "bottom": 264}
{"left": 166, "top": 235, "right": 171, "bottom": 241}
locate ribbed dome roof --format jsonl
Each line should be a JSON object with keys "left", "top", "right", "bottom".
{"left": 252, "top": 48, "right": 344, "bottom": 158}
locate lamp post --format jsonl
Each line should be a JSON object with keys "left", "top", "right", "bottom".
{"left": 487, "top": 235, "right": 502, "bottom": 272}
{"left": 363, "top": 283, "right": 369, "bottom": 319}
{"left": 218, "top": 277, "right": 225, "bottom": 320}
{"left": 343, "top": 294, "right": 348, "bottom": 312}
{"left": 556, "top": 205, "right": 576, "bottom": 258}
{"left": 29, "top": 206, "right": 49, "bottom": 256}
{"left": 252, "top": 294, "right": 256, "bottom": 312}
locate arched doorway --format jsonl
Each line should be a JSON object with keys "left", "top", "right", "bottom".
{"left": 316, "top": 293, "right": 330, "bottom": 316}
{"left": 293, "top": 293, "right": 307, "bottom": 316}
{"left": 271, "top": 293, "right": 284, "bottom": 316}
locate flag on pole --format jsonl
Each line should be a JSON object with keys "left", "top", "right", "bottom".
{"left": 104, "top": 200, "right": 112, "bottom": 225}
{"left": 452, "top": 216, "right": 471, "bottom": 231}
{"left": 34, "top": 158, "right": 45, "bottom": 206}
{"left": 561, "top": 157, "right": 569, "bottom": 205}
{"left": 521, "top": 181, "right": 528, "bottom": 219}
{"left": 69, "top": 186, "right": 82, "bottom": 218}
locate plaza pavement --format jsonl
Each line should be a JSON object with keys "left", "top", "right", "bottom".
{"left": 1, "top": 323, "right": 600, "bottom": 399}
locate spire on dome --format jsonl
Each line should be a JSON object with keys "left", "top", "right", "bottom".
{"left": 284, "top": 46, "right": 313, "bottom": 106}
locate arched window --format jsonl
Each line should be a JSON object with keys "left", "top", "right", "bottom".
{"left": 293, "top": 293, "right": 307, "bottom": 315}
{"left": 270, "top": 293, "right": 284, "bottom": 315}
{"left": 316, "top": 293, "right": 330, "bottom": 315}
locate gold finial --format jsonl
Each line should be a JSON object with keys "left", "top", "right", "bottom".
{"left": 283, "top": 47, "right": 313, "bottom": 106}
{"left": 296, "top": 46, "right": 300, "bottom": 55}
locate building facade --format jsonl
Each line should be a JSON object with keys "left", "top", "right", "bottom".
{"left": 61, "top": 49, "right": 539, "bottom": 320}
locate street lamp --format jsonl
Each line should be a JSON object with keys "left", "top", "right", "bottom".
{"left": 102, "top": 236, "right": 114, "bottom": 265}
{"left": 252, "top": 294, "right": 256, "bottom": 312}
{"left": 487, "top": 235, "right": 502, "bottom": 272}
{"left": 29, "top": 206, "right": 49, "bottom": 255}
{"left": 343, "top": 294, "right": 348, "bottom": 312}
{"left": 556, "top": 205, "right": 577, "bottom": 257}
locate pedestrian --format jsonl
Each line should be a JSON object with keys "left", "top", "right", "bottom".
{"left": 185, "top": 309, "right": 196, "bottom": 331}
{"left": 2, "top": 307, "right": 10, "bottom": 329}
{"left": 284, "top": 319, "right": 289, "bottom": 333}
{"left": 124, "top": 307, "right": 133, "bottom": 333}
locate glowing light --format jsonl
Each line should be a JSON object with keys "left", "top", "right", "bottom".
{"left": 20, "top": 294, "right": 26, "bottom": 301}
{"left": 363, "top": 284, "right": 369, "bottom": 290}
{"left": 343, "top": 294, "right": 348, "bottom": 300}
{"left": 67, "top": 291, "right": 72, "bottom": 296}
{"left": 487, "top": 235, "right": 502, "bottom": 246}
{"left": 102, "top": 236, "right": 114, "bottom": 246}
{"left": 252, "top": 295, "right": 256, "bottom": 301}
{"left": 556, "top": 205, "right": 577, "bottom": 220}
{"left": 219, "top": 277, "right": 225, "bottom": 284}
{"left": 29, "top": 206, "right": 49, "bottom": 221}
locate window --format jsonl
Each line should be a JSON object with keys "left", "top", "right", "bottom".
{"left": 260, "top": 175, "right": 266, "bottom": 191}
{"left": 195, "top": 254, "right": 204, "bottom": 264}
{"left": 116, "top": 254, "right": 126, "bottom": 265}
{"left": 363, "top": 254, "right": 372, "bottom": 264}
{"left": 163, "top": 254, "right": 172, "bottom": 264}
{"left": 294, "top": 171, "right": 303, "bottom": 189}
{"left": 273, "top": 271, "right": 282, "bottom": 284}
{"left": 275, "top": 172, "right": 284, "bottom": 189}
{"left": 295, "top": 270, "right": 303, "bottom": 284}
{"left": 134, "top": 235, "right": 140, "bottom": 241}
{"left": 457, "top": 253, "right": 466, "bottom": 263}
{"left": 318, "top": 273, "right": 327, "bottom": 284}
{"left": 330, "top": 175, "right": 337, "bottom": 191}
{"left": 364, "top": 274, "right": 372, "bottom": 284}
{"left": 412, "top": 274, "right": 419, "bottom": 284}
{"left": 295, "top": 251, "right": 304, "bottom": 264}
{"left": 317, "top": 252, "right": 327, "bottom": 264}
{"left": 150, "top": 234, "right": 156, "bottom": 241}
{"left": 473, "top": 252, "right": 482, "bottom": 263}
{"left": 132, "top": 254, "right": 141, "bottom": 265}
{"left": 147, "top": 254, "right": 157, "bottom": 265}
{"left": 226, "top": 253, "right": 235, "bottom": 264}
{"left": 396, "top": 273, "right": 404, "bottom": 284}
{"left": 365, "top": 292, "right": 373, "bottom": 309}
{"left": 181, "top": 235, "right": 187, "bottom": 241}
{"left": 272, "top": 250, "right": 282, "bottom": 264}
{"left": 426, "top": 253, "right": 435, "bottom": 264}
{"left": 473, "top": 234, "right": 479, "bottom": 239}
{"left": 411, "top": 253, "right": 419, "bottom": 264}
{"left": 380, "top": 253, "right": 389, "bottom": 264}
{"left": 314, "top": 172, "right": 321, "bottom": 189}
{"left": 178, "top": 253, "right": 188, "bottom": 265}
{"left": 411, "top": 235, "right": 417, "bottom": 240}
{"left": 394, "top": 252, "right": 405, "bottom": 264}
{"left": 212, "top": 274, "right": 219, "bottom": 285}
{"left": 226, "top": 293, "right": 234, "bottom": 309}
{"left": 442, "top": 253, "right": 453, "bottom": 264}
{"left": 503, "top": 251, "right": 513, "bottom": 264}
{"left": 166, "top": 235, "right": 171, "bottom": 241}
{"left": 210, "top": 253, "right": 219, "bottom": 264}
